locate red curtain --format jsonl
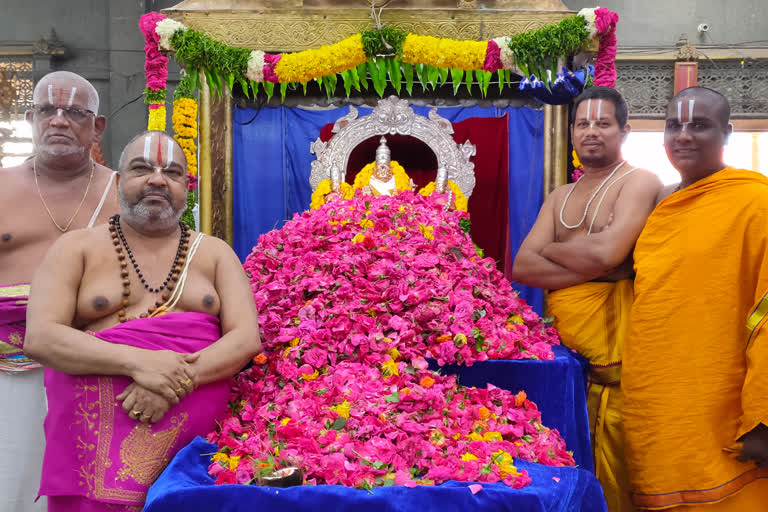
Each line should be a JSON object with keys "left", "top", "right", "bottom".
{"left": 319, "top": 115, "right": 510, "bottom": 276}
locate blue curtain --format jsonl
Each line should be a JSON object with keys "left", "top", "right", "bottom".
{"left": 233, "top": 105, "right": 544, "bottom": 313}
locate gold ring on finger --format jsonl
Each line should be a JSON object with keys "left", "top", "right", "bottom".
{"left": 175, "top": 387, "right": 184, "bottom": 396}
{"left": 131, "top": 410, "right": 141, "bottom": 417}
{"left": 141, "top": 413, "right": 151, "bottom": 420}
{"left": 180, "top": 378, "right": 192, "bottom": 388}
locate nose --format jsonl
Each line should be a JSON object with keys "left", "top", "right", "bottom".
{"left": 584, "top": 121, "right": 600, "bottom": 136}
{"left": 48, "top": 110, "right": 70, "bottom": 127}
{"left": 146, "top": 168, "right": 169, "bottom": 187}
{"left": 675, "top": 125, "right": 694, "bottom": 142}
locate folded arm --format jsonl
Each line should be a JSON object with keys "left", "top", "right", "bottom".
{"left": 541, "top": 171, "right": 662, "bottom": 275}
{"left": 511, "top": 191, "right": 600, "bottom": 290}
{"left": 187, "top": 238, "right": 262, "bottom": 388}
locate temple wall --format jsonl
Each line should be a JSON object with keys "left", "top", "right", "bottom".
{"left": 0, "top": 0, "right": 766, "bottom": 165}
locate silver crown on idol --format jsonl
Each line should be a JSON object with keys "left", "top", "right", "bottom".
{"left": 375, "top": 136, "right": 391, "bottom": 167}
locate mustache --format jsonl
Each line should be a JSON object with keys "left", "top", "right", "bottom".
{"left": 140, "top": 187, "right": 172, "bottom": 202}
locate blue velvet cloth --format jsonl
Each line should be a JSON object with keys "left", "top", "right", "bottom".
{"left": 430, "top": 345, "right": 592, "bottom": 471}
{"left": 144, "top": 437, "right": 606, "bottom": 512}
{"left": 232, "top": 104, "right": 544, "bottom": 314}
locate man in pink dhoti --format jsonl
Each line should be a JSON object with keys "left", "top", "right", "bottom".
{"left": 1, "top": 71, "right": 118, "bottom": 511}
{"left": 24, "top": 130, "right": 262, "bottom": 511}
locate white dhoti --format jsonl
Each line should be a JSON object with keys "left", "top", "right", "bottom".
{"left": 0, "top": 370, "right": 47, "bottom": 511}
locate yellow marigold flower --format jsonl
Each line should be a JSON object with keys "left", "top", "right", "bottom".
{"left": 419, "top": 376, "right": 435, "bottom": 388}
{"left": 572, "top": 149, "right": 583, "bottom": 169}
{"left": 352, "top": 233, "right": 366, "bottom": 244}
{"left": 381, "top": 358, "right": 399, "bottom": 376}
{"left": 387, "top": 347, "right": 401, "bottom": 360}
{"left": 275, "top": 34, "right": 367, "bottom": 83}
{"left": 507, "top": 315, "right": 523, "bottom": 325}
{"left": 280, "top": 417, "right": 291, "bottom": 426}
{"left": 466, "top": 432, "right": 483, "bottom": 441}
{"left": 461, "top": 453, "right": 479, "bottom": 461}
{"left": 454, "top": 333, "right": 468, "bottom": 347}
{"left": 359, "top": 218, "right": 374, "bottom": 229}
{"left": 289, "top": 337, "right": 300, "bottom": 347}
{"left": 483, "top": 431, "right": 503, "bottom": 442}
{"left": 417, "top": 180, "right": 468, "bottom": 212}
{"left": 274, "top": 446, "right": 280, "bottom": 457}
{"left": 333, "top": 400, "right": 351, "bottom": 419}
{"left": 301, "top": 369, "right": 320, "bottom": 381}
{"left": 228, "top": 455, "right": 241, "bottom": 471}
{"left": 419, "top": 224, "right": 435, "bottom": 240}
{"left": 212, "top": 452, "right": 229, "bottom": 463}
{"left": 147, "top": 106, "right": 166, "bottom": 131}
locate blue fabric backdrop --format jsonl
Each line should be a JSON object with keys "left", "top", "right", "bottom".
{"left": 233, "top": 104, "right": 544, "bottom": 313}
{"left": 431, "top": 345, "right": 593, "bottom": 472}
{"left": 145, "top": 437, "right": 607, "bottom": 512}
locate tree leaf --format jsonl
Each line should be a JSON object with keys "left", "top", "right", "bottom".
{"left": 249, "top": 80, "right": 259, "bottom": 98}
{"left": 389, "top": 58, "right": 402, "bottom": 95}
{"left": 188, "top": 67, "right": 200, "bottom": 92}
{"left": 357, "top": 62, "right": 369, "bottom": 91}
{"left": 225, "top": 72, "right": 235, "bottom": 93}
{"left": 324, "top": 73, "right": 338, "bottom": 99}
{"left": 402, "top": 61, "right": 414, "bottom": 95}
{"left": 415, "top": 64, "right": 428, "bottom": 91}
{"left": 464, "top": 69, "right": 474, "bottom": 94}
{"left": 280, "top": 82, "right": 288, "bottom": 103}
{"left": 350, "top": 66, "right": 361, "bottom": 92}
{"left": 211, "top": 72, "right": 223, "bottom": 98}
{"left": 438, "top": 67, "right": 449, "bottom": 85}
{"left": 301, "top": 81, "right": 308, "bottom": 95}
{"left": 203, "top": 69, "right": 215, "bottom": 98}
{"left": 450, "top": 68, "right": 464, "bottom": 95}
{"left": 330, "top": 417, "right": 347, "bottom": 431}
{"left": 384, "top": 391, "right": 400, "bottom": 403}
{"left": 340, "top": 70, "right": 352, "bottom": 97}
{"left": 371, "top": 59, "right": 387, "bottom": 97}
{"left": 263, "top": 81, "right": 274, "bottom": 101}
{"left": 238, "top": 77, "right": 250, "bottom": 98}
{"left": 426, "top": 64, "right": 439, "bottom": 89}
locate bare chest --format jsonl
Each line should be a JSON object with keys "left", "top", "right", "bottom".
{"left": 554, "top": 179, "right": 623, "bottom": 241}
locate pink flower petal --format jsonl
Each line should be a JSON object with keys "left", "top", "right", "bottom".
{"left": 469, "top": 484, "right": 483, "bottom": 494}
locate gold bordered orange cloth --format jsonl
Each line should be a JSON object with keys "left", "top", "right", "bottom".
{"left": 624, "top": 168, "right": 768, "bottom": 509}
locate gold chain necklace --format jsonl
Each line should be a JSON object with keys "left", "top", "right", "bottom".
{"left": 33, "top": 158, "right": 94, "bottom": 233}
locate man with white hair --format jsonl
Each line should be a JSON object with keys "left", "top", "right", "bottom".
{"left": 0, "top": 71, "right": 117, "bottom": 511}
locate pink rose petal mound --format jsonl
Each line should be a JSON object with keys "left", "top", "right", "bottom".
{"left": 207, "top": 192, "right": 571, "bottom": 490}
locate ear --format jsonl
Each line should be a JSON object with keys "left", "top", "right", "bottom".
{"left": 725, "top": 122, "right": 734, "bottom": 143}
{"left": 25, "top": 110, "right": 33, "bottom": 124}
{"left": 93, "top": 115, "right": 106, "bottom": 143}
{"left": 621, "top": 123, "right": 632, "bottom": 143}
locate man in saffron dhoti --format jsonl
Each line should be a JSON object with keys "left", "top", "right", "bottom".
{"left": 512, "top": 87, "right": 662, "bottom": 511}
{"left": 24, "top": 130, "right": 262, "bottom": 512}
{"left": 1, "top": 71, "right": 118, "bottom": 512}
{"left": 622, "top": 87, "right": 768, "bottom": 510}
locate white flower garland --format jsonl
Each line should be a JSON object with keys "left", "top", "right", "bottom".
{"left": 155, "top": 18, "right": 186, "bottom": 51}
{"left": 492, "top": 36, "right": 516, "bottom": 70}
{"left": 245, "top": 50, "right": 266, "bottom": 82}
{"left": 578, "top": 8, "right": 599, "bottom": 39}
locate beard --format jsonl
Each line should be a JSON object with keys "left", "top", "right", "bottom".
{"left": 36, "top": 142, "right": 88, "bottom": 160}
{"left": 118, "top": 187, "right": 185, "bottom": 232}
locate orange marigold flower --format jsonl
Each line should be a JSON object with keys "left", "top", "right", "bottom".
{"left": 514, "top": 390, "right": 527, "bottom": 408}
{"left": 401, "top": 388, "right": 411, "bottom": 396}
{"left": 436, "top": 334, "right": 453, "bottom": 343}
{"left": 252, "top": 353, "right": 268, "bottom": 365}
{"left": 420, "top": 376, "right": 435, "bottom": 389}
{"left": 478, "top": 406, "right": 490, "bottom": 420}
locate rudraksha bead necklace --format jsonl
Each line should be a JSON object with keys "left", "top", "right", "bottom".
{"left": 109, "top": 214, "right": 189, "bottom": 322}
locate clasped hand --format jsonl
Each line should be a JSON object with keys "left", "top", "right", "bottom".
{"left": 738, "top": 423, "right": 768, "bottom": 468}
{"left": 117, "top": 350, "right": 199, "bottom": 423}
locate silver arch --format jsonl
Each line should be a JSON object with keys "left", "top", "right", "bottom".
{"left": 309, "top": 96, "right": 477, "bottom": 198}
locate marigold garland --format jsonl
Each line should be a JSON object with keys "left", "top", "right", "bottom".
{"left": 274, "top": 34, "right": 367, "bottom": 84}
{"left": 418, "top": 181, "right": 469, "bottom": 212}
{"left": 310, "top": 179, "right": 354, "bottom": 210}
{"left": 402, "top": 34, "right": 487, "bottom": 71}
{"left": 571, "top": 149, "right": 584, "bottom": 182}
{"left": 352, "top": 161, "right": 411, "bottom": 195}
{"left": 147, "top": 106, "right": 166, "bottom": 131}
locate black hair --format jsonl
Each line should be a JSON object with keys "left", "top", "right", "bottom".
{"left": 571, "top": 86, "right": 629, "bottom": 127}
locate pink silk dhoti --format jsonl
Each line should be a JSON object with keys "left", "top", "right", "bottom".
{"left": 39, "top": 312, "right": 231, "bottom": 511}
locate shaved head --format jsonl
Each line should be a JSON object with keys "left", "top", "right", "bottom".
{"left": 33, "top": 71, "right": 100, "bottom": 114}
{"left": 118, "top": 130, "right": 187, "bottom": 173}
{"left": 672, "top": 87, "right": 730, "bottom": 128}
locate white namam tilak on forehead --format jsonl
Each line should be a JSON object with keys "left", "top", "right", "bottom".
{"left": 585, "top": 99, "right": 603, "bottom": 128}
{"left": 67, "top": 87, "right": 77, "bottom": 108}
{"left": 47, "top": 84, "right": 54, "bottom": 105}
{"left": 166, "top": 139, "right": 174, "bottom": 169}
{"left": 677, "top": 98, "right": 696, "bottom": 131}
{"left": 143, "top": 133, "right": 153, "bottom": 164}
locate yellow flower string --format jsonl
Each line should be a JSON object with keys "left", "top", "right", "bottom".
{"left": 572, "top": 149, "right": 582, "bottom": 169}
{"left": 402, "top": 34, "right": 487, "bottom": 71}
{"left": 172, "top": 97, "right": 198, "bottom": 176}
{"left": 147, "top": 106, "right": 166, "bottom": 131}
{"left": 418, "top": 180, "right": 469, "bottom": 212}
{"left": 310, "top": 180, "right": 354, "bottom": 210}
{"left": 275, "top": 34, "right": 367, "bottom": 83}
{"left": 351, "top": 161, "right": 410, "bottom": 194}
